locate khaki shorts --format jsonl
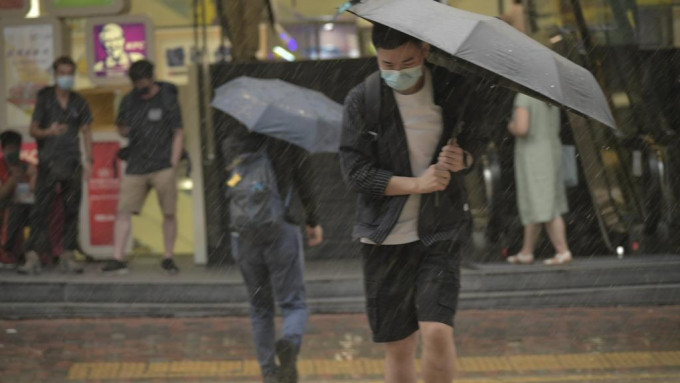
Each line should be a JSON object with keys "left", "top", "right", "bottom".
{"left": 118, "top": 168, "right": 177, "bottom": 215}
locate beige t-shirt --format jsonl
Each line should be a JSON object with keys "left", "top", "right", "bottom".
{"left": 363, "top": 69, "right": 443, "bottom": 245}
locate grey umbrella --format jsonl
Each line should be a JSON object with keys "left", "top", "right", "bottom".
{"left": 212, "top": 76, "right": 344, "bottom": 153}
{"left": 341, "top": 0, "right": 616, "bottom": 129}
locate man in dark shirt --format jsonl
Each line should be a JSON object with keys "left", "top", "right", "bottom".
{"left": 340, "top": 25, "right": 488, "bottom": 382}
{"left": 18, "top": 56, "right": 93, "bottom": 274}
{"left": 101, "top": 60, "right": 183, "bottom": 274}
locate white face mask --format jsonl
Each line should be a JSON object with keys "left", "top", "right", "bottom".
{"left": 56, "top": 75, "right": 75, "bottom": 90}
{"left": 379, "top": 66, "right": 424, "bottom": 91}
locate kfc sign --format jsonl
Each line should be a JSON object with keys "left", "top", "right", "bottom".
{"left": 85, "top": 15, "right": 154, "bottom": 85}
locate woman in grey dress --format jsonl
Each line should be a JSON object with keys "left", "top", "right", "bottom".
{"left": 507, "top": 94, "right": 572, "bottom": 265}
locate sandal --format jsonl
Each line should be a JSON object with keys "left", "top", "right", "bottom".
{"left": 543, "top": 251, "right": 572, "bottom": 265}
{"left": 507, "top": 253, "right": 534, "bottom": 264}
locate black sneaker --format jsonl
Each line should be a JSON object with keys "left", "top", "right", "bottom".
{"left": 161, "top": 258, "right": 179, "bottom": 274}
{"left": 100, "top": 260, "right": 128, "bottom": 274}
{"left": 276, "top": 338, "right": 298, "bottom": 383}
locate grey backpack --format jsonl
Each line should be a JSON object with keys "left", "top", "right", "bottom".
{"left": 226, "top": 150, "right": 291, "bottom": 242}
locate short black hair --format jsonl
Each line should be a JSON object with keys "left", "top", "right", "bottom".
{"left": 52, "top": 56, "right": 76, "bottom": 72}
{"left": 0, "top": 130, "right": 22, "bottom": 149}
{"left": 371, "top": 23, "right": 422, "bottom": 50}
{"left": 128, "top": 60, "right": 154, "bottom": 82}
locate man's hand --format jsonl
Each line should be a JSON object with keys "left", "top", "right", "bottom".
{"left": 49, "top": 123, "right": 69, "bottom": 136}
{"left": 416, "top": 165, "right": 451, "bottom": 194}
{"left": 306, "top": 225, "right": 324, "bottom": 247}
{"left": 118, "top": 126, "right": 131, "bottom": 138}
{"left": 437, "top": 139, "right": 469, "bottom": 173}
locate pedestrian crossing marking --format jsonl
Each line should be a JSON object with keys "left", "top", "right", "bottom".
{"left": 458, "top": 356, "right": 514, "bottom": 371}
{"left": 67, "top": 350, "right": 680, "bottom": 380}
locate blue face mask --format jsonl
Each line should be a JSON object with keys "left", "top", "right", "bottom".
{"left": 380, "top": 66, "right": 423, "bottom": 92}
{"left": 56, "top": 75, "right": 75, "bottom": 91}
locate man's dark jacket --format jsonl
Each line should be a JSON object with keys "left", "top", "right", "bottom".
{"left": 339, "top": 65, "right": 489, "bottom": 246}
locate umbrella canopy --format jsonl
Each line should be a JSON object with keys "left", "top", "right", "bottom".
{"left": 342, "top": 0, "right": 616, "bottom": 129}
{"left": 212, "top": 76, "right": 344, "bottom": 153}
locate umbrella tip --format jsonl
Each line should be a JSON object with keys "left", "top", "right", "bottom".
{"left": 334, "top": 0, "right": 360, "bottom": 20}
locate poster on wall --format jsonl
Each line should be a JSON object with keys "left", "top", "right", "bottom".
{"left": 79, "top": 134, "right": 131, "bottom": 258}
{"left": 0, "top": 18, "right": 64, "bottom": 131}
{"left": 85, "top": 15, "right": 154, "bottom": 85}
{"left": 155, "top": 26, "right": 225, "bottom": 85}
{"left": 0, "top": 0, "right": 30, "bottom": 18}
{"left": 41, "top": 0, "right": 130, "bottom": 17}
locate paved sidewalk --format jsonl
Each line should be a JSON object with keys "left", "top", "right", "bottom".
{"left": 1, "top": 306, "right": 679, "bottom": 382}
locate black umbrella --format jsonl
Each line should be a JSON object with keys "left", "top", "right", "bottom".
{"left": 339, "top": 0, "right": 616, "bottom": 129}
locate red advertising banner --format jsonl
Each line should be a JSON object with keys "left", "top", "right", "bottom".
{"left": 87, "top": 141, "right": 120, "bottom": 246}
{"left": 0, "top": 0, "right": 25, "bottom": 10}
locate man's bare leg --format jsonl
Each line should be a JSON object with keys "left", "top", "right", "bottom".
{"left": 420, "top": 322, "right": 456, "bottom": 383}
{"left": 113, "top": 213, "right": 132, "bottom": 261}
{"left": 385, "top": 332, "right": 419, "bottom": 383}
{"left": 162, "top": 214, "right": 177, "bottom": 259}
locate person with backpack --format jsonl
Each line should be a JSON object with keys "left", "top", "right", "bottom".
{"left": 19, "top": 56, "right": 93, "bottom": 274}
{"left": 101, "top": 60, "right": 183, "bottom": 274}
{"left": 222, "top": 129, "right": 323, "bottom": 383}
{"left": 339, "top": 24, "right": 488, "bottom": 383}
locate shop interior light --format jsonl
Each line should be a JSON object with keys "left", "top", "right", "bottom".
{"left": 276, "top": 24, "right": 298, "bottom": 52}
{"left": 287, "top": 38, "right": 298, "bottom": 52}
{"left": 323, "top": 23, "right": 335, "bottom": 31}
{"left": 273, "top": 46, "right": 295, "bottom": 62}
{"left": 27, "top": 0, "right": 41, "bottom": 18}
{"left": 178, "top": 179, "right": 193, "bottom": 191}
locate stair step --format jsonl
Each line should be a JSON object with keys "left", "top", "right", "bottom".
{"left": 1, "top": 284, "right": 678, "bottom": 319}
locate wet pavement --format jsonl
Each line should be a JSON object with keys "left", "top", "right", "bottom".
{"left": 1, "top": 306, "right": 679, "bottom": 382}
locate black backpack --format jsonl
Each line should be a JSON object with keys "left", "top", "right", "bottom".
{"left": 225, "top": 148, "right": 291, "bottom": 243}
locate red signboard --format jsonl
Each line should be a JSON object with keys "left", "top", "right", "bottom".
{"left": 87, "top": 141, "right": 120, "bottom": 246}
{"left": 0, "top": 0, "right": 25, "bottom": 10}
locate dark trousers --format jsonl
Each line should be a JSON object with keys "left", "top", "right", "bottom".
{"left": 26, "top": 165, "right": 82, "bottom": 253}
{"left": 0, "top": 203, "right": 32, "bottom": 262}
{"left": 230, "top": 223, "right": 308, "bottom": 377}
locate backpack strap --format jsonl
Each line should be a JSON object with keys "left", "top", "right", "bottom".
{"left": 363, "top": 71, "right": 382, "bottom": 138}
{"left": 283, "top": 184, "right": 294, "bottom": 210}
{"left": 262, "top": 139, "right": 294, "bottom": 211}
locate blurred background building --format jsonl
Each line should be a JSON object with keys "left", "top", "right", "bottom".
{"left": 1, "top": 0, "right": 679, "bottom": 265}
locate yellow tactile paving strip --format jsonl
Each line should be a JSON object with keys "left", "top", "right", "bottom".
{"left": 67, "top": 351, "right": 680, "bottom": 380}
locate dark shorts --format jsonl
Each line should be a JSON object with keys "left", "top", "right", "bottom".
{"left": 362, "top": 240, "right": 462, "bottom": 343}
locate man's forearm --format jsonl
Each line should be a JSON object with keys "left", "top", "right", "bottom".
{"left": 384, "top": 176, "right": 420, "bottom": 196}
{"left": 82, "top": 126, "right": 93, "bottom": 162}
{"left": 171, "top": 129, "right": 183, "bottom": 166}
{"left": 29, "top": 123, "right": 50, "bottom": 139}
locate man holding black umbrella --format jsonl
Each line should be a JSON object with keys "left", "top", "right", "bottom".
{"left": 340, "top": 24, "right": 487, "bottom": 382}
